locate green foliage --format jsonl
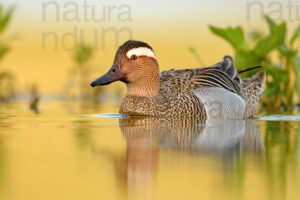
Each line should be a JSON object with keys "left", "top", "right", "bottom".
{"left": 278, "top": 45, "right": 297, "bottom": 60}
{"left": 0, "top": 5, "right": 14, "bottom": 36}
{"left": 69, "top": 43, "right": 96, "bottom": 100}
{"left": 248, "top": 30, "right": 264, "bottom": 42}
{"left": 0, "top": 4, "right": 15, "bottom": 102}
{"left": 209, "top": 26, "right": 247, "bottom": 51}
{"left": 73, "top": 43, "right": 94, "bottom": 66}
{"left": 263, "top": 65, "right": 288, "bottom": 104}
{"left": 188, "top": 46, "right": 196, "bottom": 54}
{"left": 0, "top": 5, "right": 14, "bottom": 61}
{"left": 234, "top": 50, "right": 262, "bottom": 69}
{"left": 294, "top": 55, "right": 300, "bottom": 102}
{"left": 188, "top": 46, "right": 205, "bottom": 66}
{"left": 289, "top": 24, "right": 300, "bottom": 46}
{"left": 210, "top": 16, "right": 300, "bottom": 111}
{"left": 253, "top": 32, "right": 283, "bottom": 56}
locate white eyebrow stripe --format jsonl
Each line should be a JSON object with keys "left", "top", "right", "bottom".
{"left": 126, "top": 47, "right": 156, "bottom": 59}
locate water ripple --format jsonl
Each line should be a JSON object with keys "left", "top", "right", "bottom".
{"left": 258, "top": 114, "right": 300, "bottom": 121}
{"left": 89, "top": 113, "right": 129, "bottom": 119}
{"left": 89, "top": 113, "right": 300, "bottom": 121}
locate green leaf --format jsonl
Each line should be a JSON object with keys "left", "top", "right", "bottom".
{"left": 253, "top": 17, "right": 286, "bottom": 56}
{"left": 73, "top": 43, "right": 94, "bottom": 65}
{"left": 276, "top": 22, "right": 286, "bottom": 44}
{"left": 265, "top": 16, "right": 286, "bottom": 41}
{"left": 278, "top": 44, "right": 297, "bottom": 60}
{"left": 265, "top": 16, "right": 277, "bottom": 33}
{"left": 234, "top": 50, "right": 262, "bottom": 70}
{"left": 209, "top": 25, "right": 247, "bottom": 51}
{"left": 248, "top": 30, "right": 264, "bottom": 42}
{"left": 289, "top": 25, "right": 300, "bottom": 46}
{"left": 253, "top": 36, "right": 277, "bottom": 56}
{"left": 262, "top": 65, "right": 289, "bottom": 102}
{"left": 0, "top": 6, "right": 14, "bottom": 36}
{"left": 253, "top": 28, "right": 285, "bottom": 56}
{"left": 188, "top": 46, "right": 196, "bottom": 53}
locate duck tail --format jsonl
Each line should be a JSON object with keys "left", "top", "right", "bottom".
{"left": 241, "top": 70, "right": 266, "bottom": 118}
{"left": 250, "top": 70, "right": 266, "bottom": 85}
{"left": 218, "top": 56, "right": 242, "bottom": 86}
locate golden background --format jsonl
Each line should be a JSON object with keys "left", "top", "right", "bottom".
{"left": 2, "top": 0, "right": 295, "bottom": 94}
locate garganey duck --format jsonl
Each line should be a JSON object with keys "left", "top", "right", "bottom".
{"left": 91, "top": 40, "right": 266, "bottom": 120}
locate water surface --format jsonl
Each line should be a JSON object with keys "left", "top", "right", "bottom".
{"left": 0, "top": 102, "right": 299, "bottom": 200}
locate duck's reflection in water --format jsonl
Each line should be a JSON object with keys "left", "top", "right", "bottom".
{"left": 113, "top": 117, "right": 264, "bottom": 198}
{"left": 120, "top": 117, "right": 263, "bottom": 155}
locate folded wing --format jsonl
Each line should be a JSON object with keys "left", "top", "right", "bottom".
{"left": 160, "top": 56, "right": 242, "bottom": 95}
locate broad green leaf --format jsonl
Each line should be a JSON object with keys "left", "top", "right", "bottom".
{"left": 278, "top": 44, "right": 297, "bottom": 60}
{"left": 275, "top": 22, "right": 286, "bottom": 44}
{"left": 209, "top": 25, "right": 247, "bottom": 51}
{"left": 265, "top": 16, "right": 277, "bottom": 33}
{"left": 264, "top": 16, "right": 286, "bottom": 43}
{"left": 248, "top": 30, "right": 264, "bottom": 42}
{"left": 289, "top": 25, "right": 300, "bottom": 46}
{"left": 253, "top": 30, "right": 285, "bottom": 56}
{"left": 234, "top": 50, "right": 262, "bottom": 70}
{"left": 254, "top": 18, "right": 286, "bottom": 56}
{"left": 265, "top": 16, "right": 286, "bottom": 43}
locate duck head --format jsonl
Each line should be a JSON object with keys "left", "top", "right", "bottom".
{"left": 91, "top": 40, "right": 160, "bottom": 97}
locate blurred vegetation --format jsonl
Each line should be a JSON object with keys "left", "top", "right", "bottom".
{"left": 73, "top": 43, "right": 94, "bottom": 100}
{"left": 64, "top": 43, "right": 96, "bottom": 100}
{"left": 64, "top": 43, "right": 124, "bottom": 113}
{"left": 29, "top": 84, "right": 39, "bottom": 114}
{"left": 206, "top": 16, "right": 300, "bottom": 112}
{"left": 188, "top": 46, "right": 205, "bottom": 67}
{"left": 64, "top": 43, "right": 103, "bottom": 111}
{"left": 0, "top": 4, "right": 15, "bottom": 103}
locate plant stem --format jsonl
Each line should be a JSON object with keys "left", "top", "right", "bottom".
{"left": 287, "top": 60, "right": 295, "bottom": 109}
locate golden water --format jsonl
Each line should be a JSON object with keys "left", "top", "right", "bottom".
{"left": 0, "top": 102, "right": 299, "bottom": 200}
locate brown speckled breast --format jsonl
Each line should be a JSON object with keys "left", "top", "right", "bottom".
{"left": 119, "top": 91, "right": 207, "bottom": 119}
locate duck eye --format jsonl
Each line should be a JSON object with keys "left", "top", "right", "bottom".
{"left": 131, "top": 54, "right": 137, "bottom": 60}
